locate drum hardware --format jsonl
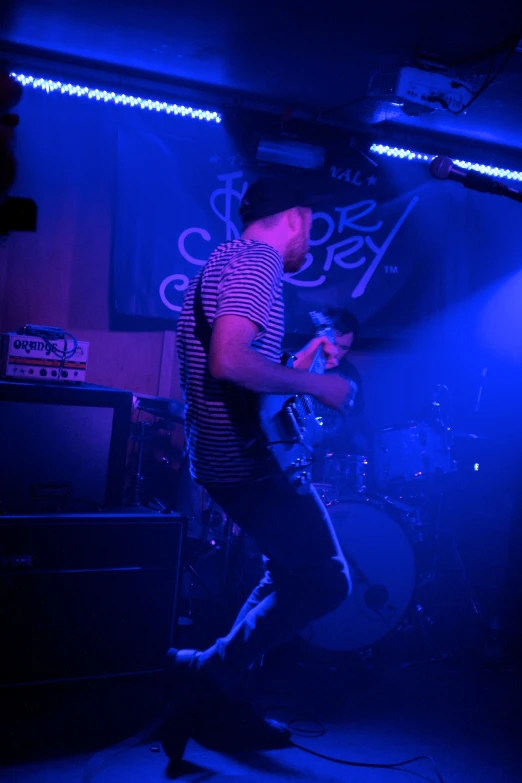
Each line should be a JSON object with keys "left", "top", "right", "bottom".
{"left": 128, "top": 420, "right": 151, "bottom": 507}
{"left": 126, "top": 392, "right": 184, "bottom": 509}
{"left": 176, "top": 492, "right": 235, "bottom": 628}
{"left": 383, "top": 492, "right": 444, "bottom": 548}
{"left": 127, "top": 390, "right": 184, "bottom": 508}
{"left": 179, "top": 509, "right": 263, "bottom": 641}
{"left": 173, "top": 452, "right": 263, "bottom": 626}
{"left": 449, "top": 430, "right": 488, "bottom": 440}
{"left": 386, "top": 603, "right": 442, "bottom": 669}
{"left": 127, "top": 418, "right": 179, "bottom": 507}
{"left": 175, "top": 452, "right": 232, "bottom": 545}
{"left": 133, "top": 392, "right": 185, "bottom": 423}
{"left": 377, "top": 493, "right": 418, "bottom": 515}
{"left": 313, "top": 483, "right": 338, "bottom": 507}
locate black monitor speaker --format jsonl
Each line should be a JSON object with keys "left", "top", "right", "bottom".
{"left": 0, "top": 380, "right": 132, "bottom": 512}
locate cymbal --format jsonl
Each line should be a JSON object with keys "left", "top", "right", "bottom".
{"left": 133, "top": 393, "right": 184, "bottom": 422}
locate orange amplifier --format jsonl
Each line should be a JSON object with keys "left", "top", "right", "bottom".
{"left": 0, "top": 332, "right": 89, "bottom": 382}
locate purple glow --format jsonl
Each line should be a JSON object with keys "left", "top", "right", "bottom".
{"left": 477, "top": 270, "right": 522, "bottom": 363}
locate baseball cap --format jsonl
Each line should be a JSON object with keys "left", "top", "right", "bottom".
{"left": 239, "top": 177, "right": 323, "bottom": 224}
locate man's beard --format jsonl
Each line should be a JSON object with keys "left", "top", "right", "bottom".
{"left": 284, "top": 234, "right": 309, "bottom": 274}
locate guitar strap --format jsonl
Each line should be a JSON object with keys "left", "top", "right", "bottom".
{"left": 192, "top": 271, "right": 212, "bottom": 352}
{"left": 193, "top": 271, "right": 264, "bottom": 450}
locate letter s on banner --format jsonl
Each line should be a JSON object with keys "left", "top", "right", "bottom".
{"left": 159, "top": 274, "right": 190, "bottom": 313}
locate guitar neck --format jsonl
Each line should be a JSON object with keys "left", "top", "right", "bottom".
{"left": 307, "top": 312, "right": 336, "bottom": 378}
{"left": 309, "top": 345, "right": 327, "bottom": 377}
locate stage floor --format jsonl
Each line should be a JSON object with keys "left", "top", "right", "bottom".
{"left": 2, "top": 656, "right": 521, "bottom": 783}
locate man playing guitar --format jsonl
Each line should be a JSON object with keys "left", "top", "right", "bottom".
{"left": 163, "top": 177, "right": 353, "bottom": 761}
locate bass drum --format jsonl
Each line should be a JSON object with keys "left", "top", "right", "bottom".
{"left": 299, "top": 499, "right": 416, "bottom": 652}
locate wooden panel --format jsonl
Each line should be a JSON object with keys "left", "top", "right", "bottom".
{"left": 0, "top": 87, "right": 169, "bottom": 398}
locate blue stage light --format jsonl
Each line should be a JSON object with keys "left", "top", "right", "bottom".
{"left": 370, "top": 144, "right": 522, "bottom": 181}
{"left": 10, "top": 73, "right": 222, "bottom": 124}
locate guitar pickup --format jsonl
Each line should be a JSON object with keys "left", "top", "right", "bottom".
{"left": 298, "top": 397, "right": 312, "bottom": 416}
{"left": 281, "top": 405, "right": 303, "bottom": 442}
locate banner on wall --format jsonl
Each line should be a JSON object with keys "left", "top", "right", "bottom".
{"left": 113, "top": 123, "right": 437, "bottom": 333}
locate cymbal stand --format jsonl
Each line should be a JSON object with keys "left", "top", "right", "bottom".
{"left": 181, "top": 499, "right": 234, "bottom": 605}
{"left": 129, "top": 420, "right": 151, "bottom": 507}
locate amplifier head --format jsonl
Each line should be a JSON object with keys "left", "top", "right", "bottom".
{"left": 0, "top": 332, "right": 89, "bottom": 382}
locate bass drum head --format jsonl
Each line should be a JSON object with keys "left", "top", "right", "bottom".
{"left": 299, "top": 499, "right": 416, "bottom": 652}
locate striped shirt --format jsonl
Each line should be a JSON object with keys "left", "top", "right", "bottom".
{"left": 176, "top": 239, "right": 285, "bottom": 486}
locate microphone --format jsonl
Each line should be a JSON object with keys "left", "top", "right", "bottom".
{"left": 429, "top": 156, "right": 522, "bottom": 203}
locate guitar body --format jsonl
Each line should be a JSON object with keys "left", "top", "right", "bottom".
{"left": 258, "top": 390, "right": 323, "bottom": 490}
{"left": 258, "top": 311, "right": 335, "bottom": 492}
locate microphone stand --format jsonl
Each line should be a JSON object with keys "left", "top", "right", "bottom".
{"left": 464, "top": 178, "right": 522, "bottom": 203}
{"left": 490, "top": 185, "right": 522, "bottom": 203}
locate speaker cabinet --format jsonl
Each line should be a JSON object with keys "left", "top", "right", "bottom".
{"left": 0, "top": 513, "right": 184, "bottom": 686}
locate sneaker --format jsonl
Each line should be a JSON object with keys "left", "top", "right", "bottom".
{"left": 192, "top": 698, "right": 292, "bottom": 752}
{"left": 160, "top": 648, "right": 292, "bottom": 759}
{"left": 159, "top": 648, "right": 200, "bottom": 763}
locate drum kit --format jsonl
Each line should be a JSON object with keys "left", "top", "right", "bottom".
{"left": 302, "top": 395, "right": 492, "bottom": 664}
{"left": 302, "top": 419, "right": 455, "bottom": 656}
{"left": 127, "top": 389, "right": 483, "bottom": 664}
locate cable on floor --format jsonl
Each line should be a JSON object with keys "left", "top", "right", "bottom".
{"left": 290, "top": 740, "right": 447, "bottom": 783}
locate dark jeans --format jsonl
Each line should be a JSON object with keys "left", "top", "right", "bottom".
{"left": 195, "top": 472, "right": 351, "bottom": 690}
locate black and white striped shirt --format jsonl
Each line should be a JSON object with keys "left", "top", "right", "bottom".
{"left": 176, "top": 239, "right": 285, "bottom": 486}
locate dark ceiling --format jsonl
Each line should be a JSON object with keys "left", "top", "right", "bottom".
{"left": 2, "top": 0, "right": 522, "bottom": 154}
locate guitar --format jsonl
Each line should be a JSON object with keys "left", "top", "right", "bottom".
{"left": 258, "top": 311, "right": 337, "bottom": 492}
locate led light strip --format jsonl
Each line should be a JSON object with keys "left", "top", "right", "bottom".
{"left": 370, "top": 143, "right": 522, "bottom": 182}
{"left": 10, "top": 72, "right": 222, "bottom": 123}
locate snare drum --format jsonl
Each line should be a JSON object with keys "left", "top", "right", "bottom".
{"left": 314, "top": 453, "right": 369, "bottom": 497}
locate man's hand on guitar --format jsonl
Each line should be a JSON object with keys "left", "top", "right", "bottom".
{"left": 294, "top": 336, "right": 339, "bottom": 371}
{"left": 312, "top": 373, "right": 353, "bottom": 410}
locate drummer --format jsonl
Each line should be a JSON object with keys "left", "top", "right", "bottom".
{"left": 313, "top": 308, "right": 368, "bottom": 455}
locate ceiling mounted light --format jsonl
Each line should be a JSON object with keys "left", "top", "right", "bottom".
{"left": 10, "top": 72, "right": 222, "bottom": 123}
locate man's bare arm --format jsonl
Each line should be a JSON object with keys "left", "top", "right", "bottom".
{"left": 208, "top": 315, "right": 349, "bottom": 409}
